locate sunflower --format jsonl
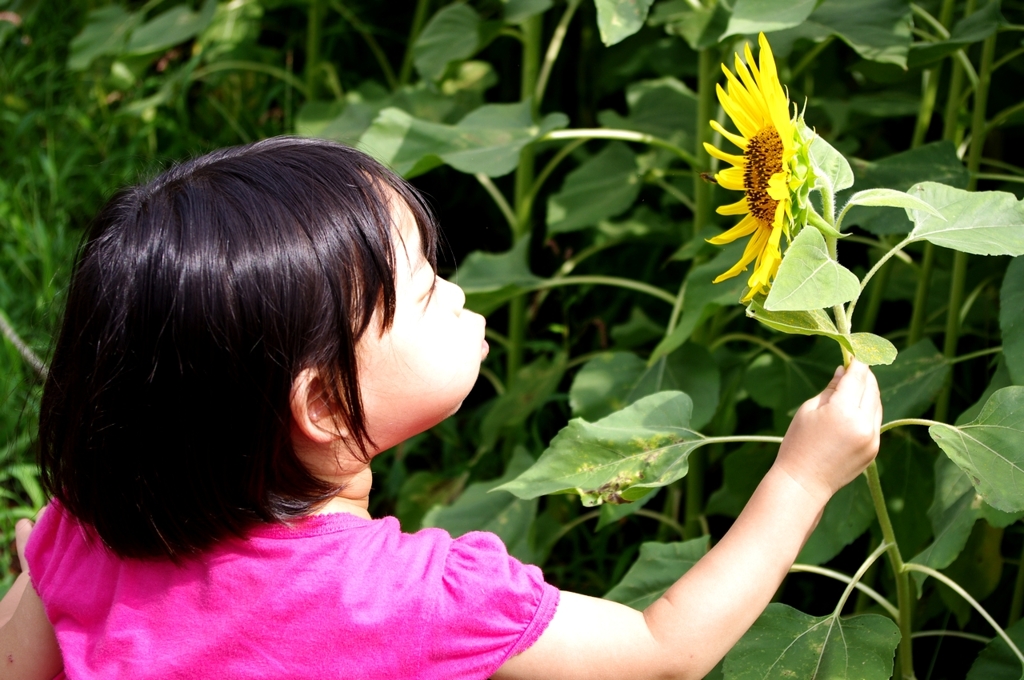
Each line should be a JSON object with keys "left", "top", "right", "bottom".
{"left": 705, "top": 33, "right": 800, "bottom": 302}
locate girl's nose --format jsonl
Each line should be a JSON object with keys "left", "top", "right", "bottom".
{"left": 439, "top": 276, "right": 467, "bottom": 312}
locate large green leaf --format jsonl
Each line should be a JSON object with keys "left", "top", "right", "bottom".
{"left": 68, "top": 5, "right": 138, "bottom": 70}
{"left": 907, "top": 182, "right": 1024, "bottom": 256}
{"left": 423, "top": 448, "right": 539, "bottom": 561}
{"left": 966, "top": 616, "right": 1024, "bottom": 680}
{"left": 569, "top": 351, "right": 647, "bottom": 422}
{"left": 594, "top": 0, "right": 657, "bottom": 46}
{"left": 358, "top": 100, "right": 568, "bottom": 178}
{"left": 958, "top": 358, "right": 1013, "bottom": 425}
{"left": 546, "top": 142, "right": 641, "bottom": 234}
{"left": 764, "top": 226, "right": 861, "bottom": 312}
{"left": 480, "top": 354, "right": 566, "bottom": 450}
{"left": 457, "top": 236, "right": 542, "bottom": 315}
{"left": 603, "top": 537, "right": 710, "bottom": 610}
{"left": 496, "top": 391, "right": 708, "bottom": 505}
{"left": 597, "top": 77, "right": 697, "bottom": 149}
{"left": 724, "top": 0, "right": 819, "bottom": 38}
{"left": 126, "top": 0, "right": 217, "bottom": 55}
{"left": 908, "top": 1, "right": 1004, "bottom": 69}
{"left": 874, "top": 339, "right": 949, "bottom": 421}
{"left": 797, "top": 476, "right": 875, "bottom": 565}
{"left": 413, "top": 4, "right": 482, "bottom": 81}
{"left": 843, "top": 141, "right": 969, "bottom": 235}
{"left": 723, "top": 604, "right": 900, "bottom": 680}
{"left": 929, "top": 387, "right": 1024, "bottom": 513}
{"left": 649, "top": 0, "right": 731, "bottom": 50}
{"left": 1001, "top": 257, "right": 1024, "bottom": 385}
{"left": 775, "top": 0, "right": 912, "bottom": 67}
{"left": 629, "top": 342, "right": 721, "bottom": 430}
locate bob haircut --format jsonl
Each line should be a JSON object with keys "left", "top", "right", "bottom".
{"left": 38, "top": 137, "right": 438, "bottom": 560}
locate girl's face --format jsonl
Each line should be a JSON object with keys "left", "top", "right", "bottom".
{"left": 355, "top": 198, "right": 488, "bottom": 454}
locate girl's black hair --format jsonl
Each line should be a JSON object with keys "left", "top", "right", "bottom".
{"left": 38, "top": 137, "right": 437, "bottom": 560}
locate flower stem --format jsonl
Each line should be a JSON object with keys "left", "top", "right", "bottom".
{"left": 694, "top": 47, "right": 717, "bottom": 232}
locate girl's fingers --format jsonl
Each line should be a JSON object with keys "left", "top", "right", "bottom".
{"left": 833, "top": 360, "right": 869, "bottom": 407}
{"left": 15, "top": 518, "right": 33, "bottom": 572}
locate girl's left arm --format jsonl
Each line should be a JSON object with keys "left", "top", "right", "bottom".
{"left": 0, "top": 518, "right": 63, "bottom": 679}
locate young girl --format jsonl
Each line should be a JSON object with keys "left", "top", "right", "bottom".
{"left": 0, "top": 137, "right": 881, "bottom": 680}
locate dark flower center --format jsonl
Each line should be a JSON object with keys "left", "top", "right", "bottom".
{"left": 744, "top": 126, "right": 784, "bottom": 224}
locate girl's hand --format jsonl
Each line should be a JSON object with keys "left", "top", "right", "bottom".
{"left": 774, "top": 359, "right": 883, "bottom": 505}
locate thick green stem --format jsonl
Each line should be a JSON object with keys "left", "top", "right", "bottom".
{"left": 912, "top": 68, "right": 941, "bottom": 148}
{"left": 935, "top": 32, "right": 995, "bottom": 422}
{"left": 693, "top": 48, "right": 717, "bottom": 232}
{"left": 305, "top": 0, "right": 324, "bottom": 99}
{"left": 941, "top": 0, "right": 975, "bottom": 142}
{"left": 398, "top": 0, "right": 431, "bottom": 86}
{"left": 507, "top": 15, "right": 543, "bottom": 388}
{"left": 865, "top": 463, "right": 916, "bottom": 679}
{"left": 907, "top": 242, "right": 936, "bottom": 347}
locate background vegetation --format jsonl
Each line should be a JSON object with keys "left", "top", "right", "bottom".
{"left": 1, "top": 0, "right": 1023, "bottom": 677}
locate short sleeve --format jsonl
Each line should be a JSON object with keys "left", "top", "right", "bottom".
{"left": 428, "top": 531, "right": 559, "bottom": 679}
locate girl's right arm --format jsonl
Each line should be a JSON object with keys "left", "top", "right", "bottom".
{"left": 496, "top": 361, "right": 882, "bottom": 680}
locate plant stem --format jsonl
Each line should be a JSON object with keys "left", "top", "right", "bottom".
{"left": 865, "top": 462, "right": 916, "bottom": 679}
{"left": 529, "top": 275, "right": 677, "bottom": 305}
{"left": 398, "top": 0, "right": 431, "bottom": 86}
{"left": 693, "top": 47, "right": 716, "bottom": 232}
{"left": 859, "top": 252, "right": 893, "bottom": 333}
{"left": 908, "top": 242, "right": 936, "bottom": 347}
{"left": 534, "top": 0, "right": 581, "bottom": 108}
{"left": 880, "top": 418, "right": 944, "bottom": 434}
{"left": 305, "top": 0, "right": 324, "bottom": 99}
{"left": 0, "top": 311, "right": 47, "bottom": 379}
{"left": 541, "top": 129, "right": 697, "bottom": 166}
{"left": 790, "top": 563, "right": 900, "bottom": 619}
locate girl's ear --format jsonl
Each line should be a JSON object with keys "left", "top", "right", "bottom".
{"left": 290, "top": 368, "right": 349, "bottom": 444}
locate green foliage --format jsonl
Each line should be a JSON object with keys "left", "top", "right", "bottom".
{"left": 764, "top": 226, "right": 861, "bottom": 311}
{"left": 604, "top": 536, "right": 709, "bottom": 609}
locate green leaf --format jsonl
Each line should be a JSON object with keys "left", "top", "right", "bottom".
{"left": 744, "top": 340, "right": 841, "bottom": 426}
{"left": 907, "top": 182, "right": 1024, "bottom": 256}
{"left": 1001, "top": 257, "right": 1024, "bottom": 385}
{"left": 966, "top": 616, "right": 1024, "bottom": 680}
{"left": 908, "top": 1, "right": 1004, "bottom": 69}
{"left": 706, "top": 442, "right": 777, "bottom": 518}
{"left": 68, "top": 5, "right": 138, "bottom": 70}
{"left": 937, "top": 519, "right": 1004, "bottom": 627}
{"left": 413, "top": 4, "right": 481, "bottom": 80}
{"left": 569, "top": 352, "right": 647, "bottom": 422}
{"left": 457, "top": 236, "right": 542, "bottom": 315}
{"left": 649, "top": 0, "right": 731, "bottom": 50}
{"left": 958, "top": 358, "right": 1014, "bottom": 425}
{"left": 874, "top": 339, "right": 950, "bottom": 421}
{"left": 809, "top": 134, "right": 855, "bottom": 197}
{"left": 878, "top": 437, "right": 935, "bottom": 557}
{"left": 126, "top": 0, "right": 217, "bottom": 55}
{"left": 597, "top": 77, "right": 697, "bottom": 149}
{"left": 797, "top": 476, "right": 875, "bottom": 565}
{"left": 358, "top": 101, "right": 568, "bottom": 178}
{"left": 594, "top": 0, "right": 656, "bottom": 46}
{"left": 723, "top": 604, "right": 900, "bottom": 680}
{"left": 480, "top": 354, "right": 566, "bottom": 450}
{"left": 603, "top": 537, "right": 710, "bottom": 610}
{"left": 596, "top": 490, "right": 656, "bottom": 529}
{"left": 764, "top": 226, "right": 862, "bottom": 312}
{"left": 496, "top": 391, "right": 706, "bottom": 504}
{"left": 198, "top": 0, "right": 263, "bottom": 59}
{"left": 929, "top": 387, "right": 1024, "bottom": 513}
{"left": 800, "top": 0, "right": 913, "bottom": 68}
{"left": 395, "top": 471, "right": 464, "bottom": 532}
{"left": 502, "top": 0, "right": 554, "bottom": 24}
{"left": 630, "top": 342, "right": 721, "bottom": 430}
{"left": 546, "top": 142, "right": 641, "bottom": 234}
{"left": 844, "top": 188, "right": 945, "bottom": 220}
{"left": 610, "top": 306, "right": 665, "bottom": 349}
{"left": 423, "top": 448, "right": 538, "bottom": 561}
{"left": 849, "top": 333, "right": 898, "bottom": 366}
{"left": 843, "top": 141, "right": 969, "bottom": 235}
{"left": 909, "top": 455, "right": 982, "bottom": 595}
{"left": 724, "top": 0, "right": 818, "bottom": 38}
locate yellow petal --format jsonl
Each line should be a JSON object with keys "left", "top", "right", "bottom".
{"left": 708, "top": 213, "right": 758, "bottom": 243}
{"left": 716, "top": 83, "right": 760, "bottom": 139}
{"left": 714, "top": 227, "right": 769, "bottom": 282}
{"left": 710, "top": 120, "right": 747, "bottom": 151}
{"left": 767, "top": 172, "right": 789, "bottom": 201}
{"left": 704, "top": 142, "right": 745, "bottom": 167}
{"left": 715, "top": 197, "right": 750, "bottom": 217}
{"left": 722, "top": 66, "right": 769, "bottom": 130}
{"left": 716, "top": 166, "right": 745, "bottom": 191}
{"left": 733, "top": 53, "right": 770, "bottom": 123}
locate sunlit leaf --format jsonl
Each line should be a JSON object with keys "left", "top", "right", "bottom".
{"left": 809, "top": 134, "right": 855, "bottom": 197}
{"left": 413, "top": 4, "right": 481, "bottom": 80}
{"left": 797, "top": 476, "right": 875, "bottom": 565}
{"left": 358, "top": 100, "right": 568, "bottom": 178}
{"left": 594, "top": 0, "right": 656, "bottom": 46}
{"left": 907, "top": 182, "right": 1024, "bottom": 256}
{"left": 779, "top": 0, "right": 912, "bottom": 68}
{"left": 423, "top": 448, "right": 538, "bottom": 561}
{"left": 604, "top": 537, "right": 709, "bottom": 610}
{"left": 764, "top": 226, "right": 861, "bottom": 311}
{"left": 630, "top": 342, "right": 721, "bottom": 430}
{"left": 496, "top": 391, "right": 706, "bottom": 505}
{"left": 457, "top": 236, "right": 542, "bottom": 315}
{"left": 547, "top": 142, "right": 641, "bottom": 234}
{"left": 724, "top": 0, "right": 818, "bottom": 38}
{"left": 1001, "top": 257, "right": 1024, "bottom": 385}
{"left": 723, "top": 604, "right": 900, "bottom": 680}
{"left": 849, "top": 333, "right": 897, "bottom": 366}
{"left": 569, "top": 352, "right": 647, "bottom": 422}
{"left": 843, "top": 141, "right": 969, "bottom": 235}
{"left": 874, "top": 339, "right": 949, "bottom": 421}
{"left": 845, "top": 188, "right": 944, "bottom": 219}
{"left": 929, "top": 387, "right": 1024, "bottom": 513}
{"left": 126, "top": 0, "right": 217, "bottom": 55}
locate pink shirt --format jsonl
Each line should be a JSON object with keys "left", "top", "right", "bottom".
{"left": 26, "top": 502, "right": 559, "bottom": 679}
